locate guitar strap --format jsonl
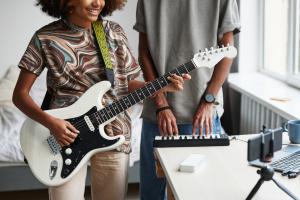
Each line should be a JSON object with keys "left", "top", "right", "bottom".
{"left": 92, "top": 20, "right": 114, "bottom": 87}
{"left": 41, "top": 20, "right": 114, "bottom": 111}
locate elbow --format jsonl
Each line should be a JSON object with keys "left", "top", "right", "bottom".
{"left": 12, "top": 90, "right": 19, "bottom": 107}
{"left": 12, "top": 89, "right": 23, "bottom": 108}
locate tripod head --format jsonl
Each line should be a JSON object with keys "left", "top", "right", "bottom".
{"left": 257, "top": 165, "right": 274, "bottom": 181}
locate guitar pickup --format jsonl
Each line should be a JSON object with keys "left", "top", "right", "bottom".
{"left": 84, "top": 115, "right": 95, "bottom": 131}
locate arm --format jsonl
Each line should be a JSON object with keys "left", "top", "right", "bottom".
{"left": 205, "top": 32, "right": 234, "bottom": 98}
{"left": 13, "top": 70, "right": 78, "bottom": 146}
{"left": 192, "top": 32, "right": 234, "bottom": 135}
{"left": 128, "top": 75, "right": 188, "bottom": 93}
{"left": 138, "top": 33, "right": 179, "bottom": 135}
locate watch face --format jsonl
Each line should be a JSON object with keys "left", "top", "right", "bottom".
{"left": 205, "top": 94, "right": 215, "bottom": 103}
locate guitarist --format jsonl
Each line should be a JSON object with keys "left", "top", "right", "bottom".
{"left": 12, "top": 0, "right": 190, "bottom": 199}
{"left": 134, "top": 0, "right": 241, "bottom": 199}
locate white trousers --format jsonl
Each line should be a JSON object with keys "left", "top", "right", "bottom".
{"left": 49, "top": 151, "right": 129, "bottom": 200}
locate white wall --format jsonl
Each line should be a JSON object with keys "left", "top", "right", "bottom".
{"left": 0, "top": 0, "right": 138, "bottom": 78}
{"left": 238, "top": 0, "right": 261, "bottom": 73}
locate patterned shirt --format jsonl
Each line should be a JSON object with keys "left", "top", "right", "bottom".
{"left": 18, "top": 19, "right": 142, "bottom": 153}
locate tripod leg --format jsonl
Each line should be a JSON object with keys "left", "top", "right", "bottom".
{"left": 246, "top": 178, "right": 264, "bottom": 200}
{"left": 272, "top": 178, "right": 299, "bottom": 200}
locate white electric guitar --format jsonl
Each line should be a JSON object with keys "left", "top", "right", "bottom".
{"left": 20, "top": 45, "right": 237, "bottom": 186}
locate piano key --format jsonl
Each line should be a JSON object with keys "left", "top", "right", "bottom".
{"left": 153, "top": 134, "right": 230, "bottom": 147}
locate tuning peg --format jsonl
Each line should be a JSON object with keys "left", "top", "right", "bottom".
{"left": 226, "top": 43, "right": 230, "bottom": 50}
{"left": 220, "top": 44, "right": 225, "bottom": 52}
{"left": 210, "top": 47, "right": 214, "bottom": 54}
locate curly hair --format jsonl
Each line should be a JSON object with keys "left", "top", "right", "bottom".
{"left": 36, "top": 0, "right": 126, "bottom": 18}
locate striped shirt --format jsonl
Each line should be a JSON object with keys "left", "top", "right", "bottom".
{"left": 19, "top": 19, "right": 142, "bottom": 153}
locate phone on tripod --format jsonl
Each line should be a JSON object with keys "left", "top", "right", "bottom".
{"left": 247, "top": 127, "right": 283, "bottom": 162}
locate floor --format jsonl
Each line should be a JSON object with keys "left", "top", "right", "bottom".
{"left": 0, "top": 184, "right": 139, "bottom": 200}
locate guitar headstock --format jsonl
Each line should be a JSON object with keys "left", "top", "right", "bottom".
{"left": 192, "top": 45, "right": 237, "bottom": 69}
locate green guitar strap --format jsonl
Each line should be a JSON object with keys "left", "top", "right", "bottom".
{"left": 92, "top": 20, "right": 114, "bottom": 87}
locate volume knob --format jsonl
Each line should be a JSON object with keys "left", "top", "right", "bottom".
{"left": 65, "top": 159, "right": 72, "bottom": 166}
{"left": 65, "top": 148, "right": 72, "bottom": 155}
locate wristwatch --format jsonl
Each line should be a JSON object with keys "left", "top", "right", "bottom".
{"left": 204, "top": 93, "right": 216, "bottom": 103}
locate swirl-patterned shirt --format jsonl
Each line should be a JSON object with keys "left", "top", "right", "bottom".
{"left": 18, "top": 19, "right": 143, "bottom": 153}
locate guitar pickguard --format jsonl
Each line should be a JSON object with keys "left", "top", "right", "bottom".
{"left": 59, "top": 106, "right": 120, "bottom": 178}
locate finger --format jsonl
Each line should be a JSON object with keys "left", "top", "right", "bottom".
{"left": 176, "top": 84, "right": 183, "bottom": 90}
{"left": 166, "top": 119, "right": 173, "bottom": 136}
{"left": 199, "top": 119, "right": 204, "bottom": 136}
{"left": 192, "top": 119, "right": 198, "bottom": 135}
{"left": 167, "top": 76, "right": 179, "bottom": 85}
{"left": 209, "top": 117, "right": 213, "bottom": 134}
{"left": 192, "top": 116, "right": 200, "bottom": 135}
{"left": 172, "top": 74, "right": 184, "bottom": 83}
{"left": 63, "top": 133, "right": 75, "bottom": 144}
{"left": 158, "top": 124, "right": 164, "bottom": 136}
{"left": 58, "top": 141, "right": 64, "bottom": 147}
{"left": 162, "top": 120, "right": 167, "bottom": 136}
{"left": 167, "top": 74, "right": 182, "bottom": 84}
{"left": 65, "top": 129, "right": 76, "bottom": 138}
{"left": 174, "top": 76, "right": 183, "bottom": 85}
{"left": 60, "top": 139, "right": 70, "bottom": 147}
{"left": 66, "top": 121, "right": 79, "bottom": 133}
{"left": 67, "top": 130, "right": 77, "bottom": 139}
{"left": 172, "top": 120, "right": 179, "bottom": 135}
{"left": 192, "top": 126, "right": 196, "bottom": 136}
{"left": 182, "top": 74, "right": 191, "bottom": 80}
{"left": 205, "top": 120, "right": 210, "bottom": 136}
{"left": 157, "top": 115, "right": 164, "bottom": 136}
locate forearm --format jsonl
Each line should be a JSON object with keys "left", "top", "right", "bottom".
{"left": 13, "top": 70, "right": 55, "bottom": 129}
{"left": 13, "top": 91, "right": 54, "bottom": 130}
{"left": 138, "top": 33, "right": 157, "bottom": 82}
{"left": 138, "top": 32, "right": 169, "bottom": 107}
{"left": 205, "top": 32, "right": 234, "bottom": 96}
{"left": 128, "top": 80, "right": 146, "bottom": 92}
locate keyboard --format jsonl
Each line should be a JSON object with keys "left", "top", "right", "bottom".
{"left": 153, "top": 134, "right": 230, "bottom": 148}
{"left": 271, "top": 150, "right": 300, "bottom": 173}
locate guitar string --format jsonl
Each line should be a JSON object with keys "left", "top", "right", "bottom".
{"left": 69, "top": 74, "right": 173, "bottom": 129}
{"left": 61, "top": 46, "right": 228, "bottom": 130}
{"left": 67, "top": 62, "right": 195, "bottom": 130}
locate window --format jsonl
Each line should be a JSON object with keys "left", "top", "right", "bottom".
{"left": 261, "top": 0, "right": 300, "bottom": 88}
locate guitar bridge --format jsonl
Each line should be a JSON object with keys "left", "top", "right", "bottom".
{"left": 47, "top": 135, "right": 62, "bottom": 154}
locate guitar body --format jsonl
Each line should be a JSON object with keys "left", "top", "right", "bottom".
{"left": 20, "top": 81, "right": 125, "bottom": 186}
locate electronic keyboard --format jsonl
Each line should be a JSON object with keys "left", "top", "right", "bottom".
{"left": 153, "top": 134, "right": 230, "bottom": 147}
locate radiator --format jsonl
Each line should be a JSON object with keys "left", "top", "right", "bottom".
{"left": 240, "top": 94, "right": 288, "bottom": 134}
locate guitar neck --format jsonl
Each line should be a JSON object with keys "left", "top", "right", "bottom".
{"left": 94, "top": 60, "right": 196, "bottom": 123}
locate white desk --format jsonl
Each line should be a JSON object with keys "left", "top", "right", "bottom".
{"left": 154, "top": 133, "right": 300, "bottom": 200}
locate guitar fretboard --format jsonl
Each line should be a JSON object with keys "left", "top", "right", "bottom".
{"left": 90, "top": 60, "right": 196, "bottom": 125}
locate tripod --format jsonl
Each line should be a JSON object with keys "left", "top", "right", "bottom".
{"left": 246, "top": 165, "right": 299, "bottom": 200}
